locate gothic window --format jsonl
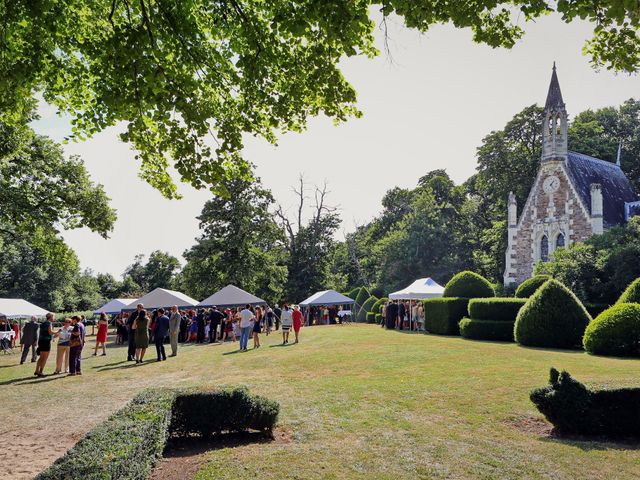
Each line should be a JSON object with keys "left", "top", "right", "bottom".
{"left": 556, "top": 115, "right": 562, "bottom": 135}
{"left": 547, "top": 116, "right": 553, "bottom": 135}
{"left": 540, "top": 235, "right": 549, "bottom": 262}
{"left": 556, "top": 233, "right": 565, "bottom": 250}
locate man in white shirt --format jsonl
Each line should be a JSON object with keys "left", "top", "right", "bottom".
{"left": 238, "top": 304, "right": 254, "bottom": 352}
{"left": 280, "top": 305, "right": 293, "bottom": 345}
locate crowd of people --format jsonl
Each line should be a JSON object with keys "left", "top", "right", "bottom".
{"left": 381, "top": 300, "right": 425, "bottom": 331}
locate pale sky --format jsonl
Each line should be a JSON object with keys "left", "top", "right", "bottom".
{"left": 31, "top": 13, "right": 640, "bottom": 278}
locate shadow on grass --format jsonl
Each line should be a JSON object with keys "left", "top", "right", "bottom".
{"left": 0, "top": 373, "right": 68, "bottom": 386}
{"left": 91, "top": 360, "right": 128, "bottom": 369}
{"left": 540, "top": 434, "right": 640, "bottom": 452}
{"left": 164, "top": 431, "right": 273, "bottom": 457}
{"left": 268, "top": 343, "right": 295, "bottom": 348}
{"left": 95, "top": 361, "right": 154, "bottom": 372}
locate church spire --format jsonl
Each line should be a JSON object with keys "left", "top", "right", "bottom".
{"left": 541, "top": 62, "right": 568, "bottom": 162}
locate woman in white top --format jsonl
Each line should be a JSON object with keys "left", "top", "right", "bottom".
{"left": 53, "top": 318, "right": 73, "bottom": 374}
{"left": 280, "top": 305, "right": 293, "bottom": 345}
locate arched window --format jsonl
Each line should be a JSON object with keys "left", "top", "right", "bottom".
{"left": 540, "top": 235, "right": 549, "bottom": 262}
{"left": 556, "top": 233, "right": 565, "bottom": 250}
{"left": 556, "top": 115, "right": 562, "bottom": 135}
{"left": 547, "top": 116, "right": 553, "bottom": 135}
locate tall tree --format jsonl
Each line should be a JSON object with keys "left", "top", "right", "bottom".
{"left": 181, "top": 175, "right": 287, "bottom": 303}
{"left": 276, "top": 177, "right": 341, "bottom": 301}
{"left": 2, "top": 2, "right": 637, "bottom": 196}
{"left": 122, "top": 250, "right": 181, "bottom": 292}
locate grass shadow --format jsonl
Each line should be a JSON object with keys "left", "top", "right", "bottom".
{"left": 540, "top": 434, "right": 640, "bottom": 452}
{"left": 0, "top": 373, "right": 68, "bottom": 386}
{"left": 268, "top": 343, "right": 295, "bottom": 348}
{"left": 95, "top": 361, "right": 154, "bottom": 372}
{"left": 91, "top": 360, "right": 128, "bottom": 369}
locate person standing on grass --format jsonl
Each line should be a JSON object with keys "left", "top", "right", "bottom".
{"left": 133, "top": 309, "right": 149, "bottom": 363}
{"left": 34, "top": 313, "right": 54, "bottom": 377}
{"left": 292, "top": 305, "right": 303, "bottom": 344}
{"left": 169, "top": 305, "right": 180, "bottom": 356}
{"left": 20, "top": 316, "right": 39, "bottom": 364}
{"left": 280, "top": 304, "right": 293, "bottom": 345}
{"left": 273, "top": 304, "right": 281, "bottom": 331}
{"left": 127, "top": 304, "right": 144, "bottom": 361}
{"left": 154, "top": 308, "right": 170, "bottom": 362}
{"left": 252, "top": 306, "right": 262, "bottom": 348}
{"left": 386, "top": 301, "right": 398, "bottom": 330}
{"left": 196, "top": 308, "right": 206, "bottom": 343}
{"left": 94, "top": 312, "right": 108, "bottom": 356}
{"left": 53, "top": 318, "right": 72, "bottom": 374}
{"left": 68, "top": 316, "right": 84, "bottom": 376}
{"left": 238, "top": 304, "right": 254, "bottom": 352}
{"left": 265, "top": 307, "right": 274, "bottom": 336}
{"left": 208, "top": 306, "right": 225, "bottom": 343}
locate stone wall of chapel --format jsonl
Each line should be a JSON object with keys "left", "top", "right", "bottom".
{"left": 507, "top": 162, "right": 593, "bottom": 284}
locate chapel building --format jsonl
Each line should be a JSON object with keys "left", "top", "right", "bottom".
{"left": 503, "top": 64, "right": 639, "bottom": 286}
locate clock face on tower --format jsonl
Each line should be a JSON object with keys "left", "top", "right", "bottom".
{"left": 543, "top": 175, "right": 560, "bottom": 194}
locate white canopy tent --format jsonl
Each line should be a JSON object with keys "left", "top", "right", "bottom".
{"left": 389, "top": 278, "right": 445, "bottom": 330}
{"left": 0, "top": 298, "right": 49, "bottom": 319}
{"left": 197, "top": 285, "right": 266, "bottom": 308}
{"left": 389, "top": 277, "right": 444, "bottom": 300}
{"left": 94, "top": 298, "right": 137, "bottom": 315}
{"left": 124, "top": 288, "right": 198, "bottom": 311}
{"left": 299, "top": 290, "right": 355, "bottom": 307}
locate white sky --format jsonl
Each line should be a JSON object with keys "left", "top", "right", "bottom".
{"left": 31, "top": 14, "right": 640, "bottom": 278}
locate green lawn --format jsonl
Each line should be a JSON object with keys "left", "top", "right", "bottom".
{"left": 2, "top": 325, "right": 639, "bottom": 479}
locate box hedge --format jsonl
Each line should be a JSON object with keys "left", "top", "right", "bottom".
{"left": 617, "top": 277, "right": 640, "bottom": 304}
{"left": 371, "top": 297, "right": 388, "bottom": 315}
{"left": 583, "top": 303, "right": 640, "bottom": 357}
{"left": 467, "top": 298, "right": 527, "bottom": 322}
{"left": 459, "top": 318, "right": 515, "bottom": 342}
{"left": 423, "top": 297, "right": 469, "bottom": 335}
{"left": 347, "top": 287, "right": 361, "bottom": 300}
{"left": 357, "top": 295, "right": 378, "bottom": 322}
{"left": 514, "top": 279, "right": 591, "bottom": 349}
{"left": 37, "top": 387, "right": 279, "bottom": 480}
{"left": 366, "top": 312, "right": 376, "bottom": 324}
{"left": 355, "top": 287, "right": 371, "bottom": 307}
{"left": 443, "top": 271, "right": 495, "bottom": 298}
{"left": 514, "top": 275, "right": 551, "bottom": 298}
{"left": 375, "top": 313, "right": 382, "bottom": 324}
{"left": 530, "top": 368, "right": 640, "bottom": 437}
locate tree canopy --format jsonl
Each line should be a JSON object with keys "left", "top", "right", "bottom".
{"left": 2, "top": 1, "right": 638, "bottom": 196}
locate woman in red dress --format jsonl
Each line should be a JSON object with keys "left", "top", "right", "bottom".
{"left": 292, "top": 305, "right": 303, "bottom": 344}
{"left": 94, "top": 312, "right": 109, "bottom": 356}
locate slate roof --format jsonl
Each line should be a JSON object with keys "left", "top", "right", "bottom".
{"left": 545, "top": 63, "right": 565, "bottom": 109}
{"left": 565, "top": 151, "right": 638, "bottom": 227}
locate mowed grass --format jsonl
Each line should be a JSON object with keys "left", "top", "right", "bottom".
{"left": 1, "top": 324, "right": 639, "bottom": 480}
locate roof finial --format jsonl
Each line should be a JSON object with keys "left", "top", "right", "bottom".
{"left": 616, "top": 139, "right": 622, "bottom": 167}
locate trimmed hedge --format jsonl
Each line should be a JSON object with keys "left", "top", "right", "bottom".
{"left": 530, "top": 368, "right": 640, "bottom": 437}
{"left": 467, "top": 298, "right": 526, "bottom": 322}
{"left": 443, "top": 271, "right": 495, "bottom": 298}
{"left": 356, "top": 295, "right": 378, "bottom": 322}
{"left": 355, "top": 287, "right": 371, "bottom": 307}
{"left": 423, "top": 297, "right": 469, "bottom": 335}
{"left": 583, "top": 303, "right": 610, "bottom": 319}
{"left": 617, "top": 277, "right": 640, "bottom": 304}
{"left": 514, "top": 275, "right": 551, "bottom": 298}
{"left": 37, "top": 387, "right": 279, "bottom": 480}
{"left": 371, "top": 297, "right": 388, "bottom": 315}
{"left": 375, "top": 313, "right": 382, "bottom": 324}
{"left": 514, "top": 279, "right": 591, "bottom": 349}
{"left": 366, "top": 312, "right": 376, "bottom": 324}
{"left": 459, "top": 318, "right": 515, "bottom": 342}
{"left": 347, "top": 287, "right": 361, "bottom": 300}
{"left": 583, "top": 303, "right": 640, "bottom": 357}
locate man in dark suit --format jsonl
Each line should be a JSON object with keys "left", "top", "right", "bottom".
{"left": 386, "top": 301, "right": 398, "bottom": 330}
{"left": 127, "top": 304, "right": 144, "bottom": 361}
{"left": 196, "top": 309, "right": 206, "bottom": 343}
{"left": 208, "top": 306, "right": 225, "bottom": 343}
{"left": 154, "top": 308, "right": 170, "bottom": 361}
{"left": 20, "top": 316, "right": 39, "bottom": 364}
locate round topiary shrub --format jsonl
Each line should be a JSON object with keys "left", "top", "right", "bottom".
{"left": 583, "top": 303, "right": 640, "bottom": 357}
{"left": 617, "top": 277, "right": 640, "bottom": 304}
{"left": 459, "top": 318, "right": 515, "bottom": 342}
{"left": 443, "top": 271, "right": 495, "bottom": 298}
{"left": 514, "top": 279, "right": 591, "bottom": 349}
{"left": 515, "top": 275, "right": 552, "bottom": 298}
{"left": 468, "top": 298, "right": 527, "bottom": 322}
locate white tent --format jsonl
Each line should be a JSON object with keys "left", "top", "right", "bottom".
{"left": 125, "top": 288, "right": 198, "bottom": 310}
{"left": 389, "top": 277, "right": 445, "bottom": 300}
{"left": 0, "top": 298, "right": 49, "bottom": 319}
{"left": 299, "top": 290, "right": 355, "bottom": 307}
{"left": 197, "top": 285, "right": 266, "bottom": 308}
{"left": 94, "top": 298, "right": 137, "bottom": 315}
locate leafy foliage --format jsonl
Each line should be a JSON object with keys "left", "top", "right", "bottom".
{"left": 357, "top": 296, "right": 378, "bottom": 323}
{"left": 514, "top": 279, "right": 591, "bottom": 349}
{"left": 443, "top": 271, "right": 495, "bottom": 298}
{"left": 515, "top": 275, "right": 552, "bottom": 298}
{"left": 617, "top": 277, "right": 640, "bottom": 304}
{"left": 583, "top": 304, "right": 640, "bottom": 357}
{"left": 366, "top": 312, "right": 376, "bottom": 324}
{"left": 459, "top": 318, "right": 515, "bottom": 342}
{"left": 530, "top": 368, "right": 640, "bottom": 437}
{"left": 355, "top": 287, "right": 372, "bottom": 307}
{"left": 423, "top": 297, "right": 469, "bottom": 335}
{"left": 467, "top": 298, "right": 526, "bottom": 322}
{"left": 123, "top": 251, "right": 181, "bottom": 293}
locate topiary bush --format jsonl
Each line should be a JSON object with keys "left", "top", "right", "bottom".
{"left": 514, "top": 275, "right": 552, "bottom": 298}
{"left": 583, "top": 303, "right": 610, "bottom": 318}
{"left": 617, "top": 277, "right": 640, "bottom": 304}
{"left": 375, "top": 313, "right": 382, "bottom": 324}
{"left": 366, "top": 312, "right": 376, "bottom": 324}
{"left": 37, "top": 387, "right": 279, "bottom": 480}
{"left": 583, "top": 303, "right": 640, "bottom": 357}
{"left": 423, "top": 297, "right": 469, "bottom": 335}
{"left": 347, "top": 287, "right": 361, "bottom": 300}
{"left": 467, "top": 298, "right": 527, "bottom": 322}
{"left": 514, "top": 279, "right": 591, "bottom": 349}
{"left": 459, "top": 318, "right": 515, "bottom": 342}
{"left": 356, "top": 295, "right": 378, "bottom": 322}
{"left": 530, "top": 368, "right": 640, "bottom": 437}
{"left": 443, "top": 271, "right": 495, "bottom": 298}
{"left": 371, "top": 297, "right": 388, "bottom": 315}
{"left": 355, "top": 287, "right": 371, "bottom": 307}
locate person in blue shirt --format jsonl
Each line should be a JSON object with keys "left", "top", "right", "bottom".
{"left": 154, "top": 308, "right": 170, "bottom": 362}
